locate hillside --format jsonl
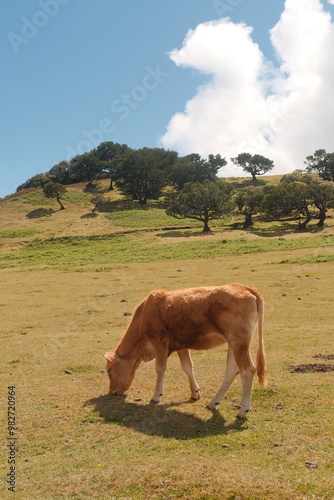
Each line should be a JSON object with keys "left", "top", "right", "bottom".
{"left": 1, "top": 177, "right": 334, "bottom": 272}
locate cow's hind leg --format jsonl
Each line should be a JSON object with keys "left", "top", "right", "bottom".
{"left": 207, "top": 346, "right": 239, "bottom": 410}
{"left": 234, "top": 349, "right": 256, "bottom": 419}
{"left": 177, "top": 349, "right": 201, "bottom": 400}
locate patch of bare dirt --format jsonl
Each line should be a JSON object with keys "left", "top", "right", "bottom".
{"left": 290, "top": 363, "right": 334, "bottom": 373}
{"left": 290, "top": 353, "right": 334, "bottom": 372}
{"left": 313, "top": 353, "right": 334, "bottom": 361}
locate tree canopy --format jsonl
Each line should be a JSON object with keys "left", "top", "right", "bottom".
{"left": 233, "top": 186, "right": 264, "bottom": 228}
{"left": 260, "top": 175, "right": 334, "bottom": 228}
{"left": 166, "top": 180, "right": 232, "bottom": 232}
{"left": 93, "top": 141, "right": 131, "bottom": 190}
{"left": 43, "top": 181, "right": 67, "bottom": 210}
{"left": 231, "top": 153, "right": 274, "bottom": 181}
{"left": 69, "top": 153, "right": 102, "bottom": 186}
{"left": 305, "top": 149, "right": 334, "bottom": 182}
{"left": 168, "top": 153, "right": 226, "bottom": 190}
{"left": 115, "top": 147, "right": 177, "bottom": 204}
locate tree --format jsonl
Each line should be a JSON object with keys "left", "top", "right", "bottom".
{"left": 43, "top": 181, "right": 67, "bottom": 210}
{"left": 166, "top": 180, "right": 232, "bottom": 232}
{"left": 261, "top": 182, "right": 312, "bottom": 228}
{"left": 168, "top": 153, "right": 226, "bottom": 190}
{"left": 233, "top": 186, "right": 264, "bottom": 228}
{"left": 262, "top": 176, "right": 334, "bottom": 228}
{"left": 207, "top": 153, "right": 227, "bottom": 170}
{"left": 116, "top": 147, "right": 177, "bottom": 204}
{"left": 308, "top": 181, "right": 334, "bottom": 227}
{"left": 287, "top": 182, "right": 312, "bottom": 229}
{"left": 305, "top": 149, "right": 334, "bottom": 182}
{"left": 91, "top": 193, "right": 105, "bottom": 213}
{"left": 261, "top": 184, "right": 293, "bottom": 220}
{"left": 69, "top": 153, "right": 102, "bottom": 186}
{"left": 279, "top": 169, "right": 309, "bottom": 184}
{"left": 280, "top": 173, "right": 334, "bottom": 227}
{"left": 231, "top": 153, "right": 274, "bottom": 181}
{"left": 93, "top": 141, "right": 131, "bottom": 190}
{"left": 48, "top": 160, "right": 71, "bottom": 185}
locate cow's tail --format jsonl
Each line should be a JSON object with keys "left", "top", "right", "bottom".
{"left": 255, "top": 292, "right": 267, "bottom": 388}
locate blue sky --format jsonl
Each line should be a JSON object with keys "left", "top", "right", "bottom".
{"left": 1, "top": 0, "right": 334, "bottom": 198}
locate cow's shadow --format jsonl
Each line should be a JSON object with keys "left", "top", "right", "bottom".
{"left": 84, "top": 394, "right": 247, "bottom": 439}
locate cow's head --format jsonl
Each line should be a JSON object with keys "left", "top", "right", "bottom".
{"left": 104, "top": 351, "right": 136, "bottom": 395}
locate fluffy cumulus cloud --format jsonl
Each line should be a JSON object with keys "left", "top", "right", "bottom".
{"left": 161, "top": 0, "right": 334, "bottom": 176}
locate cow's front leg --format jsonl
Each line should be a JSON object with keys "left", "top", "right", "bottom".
{"left": 177, "top": 349, "right": 201, "bottom": 400}
{"left": 151, "top": 347, "right": 168, "bottom": 403}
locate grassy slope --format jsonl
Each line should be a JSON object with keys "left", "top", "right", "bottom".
{"left": 1, "top": 180, "right": 334, "bottom": 499}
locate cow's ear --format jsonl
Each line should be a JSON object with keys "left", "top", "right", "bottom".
{"left": 104, "top": 351, "right": 118, "bottom": 362}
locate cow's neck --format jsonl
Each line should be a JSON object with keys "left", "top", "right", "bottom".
{"left": 116, "top": 325, "right": 144, "bottom": 361}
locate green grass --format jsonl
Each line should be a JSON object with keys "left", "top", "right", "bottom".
{"left": 0, "top": 233, "right": 333, "bottom": 270}
{"left": 21, "top": 190, "right": 55, "bottom": 206}
{"left": 106, "top": 206, "right": 197, "bottom": 228}
{"left": 65, "top": 365, "right": 97, "bottom": 373}
{"left": 63, "top": 190, "right": 92, "bottom": 204}
{"left": 279, "top": 253, "right": 334, "bottom": 265}
{"left": 21, "top": 188, "right": 91, "bottom": 206}
{"left": 0, "top": 229, "right": 40, "bottom": 238}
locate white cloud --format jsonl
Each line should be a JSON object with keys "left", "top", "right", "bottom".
{"left": 161, "top": 0, "right": 334, "bottom": 177}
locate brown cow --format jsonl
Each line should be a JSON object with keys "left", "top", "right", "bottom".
{"left": 105, "top": 283, "right": 267, "bottom": 418}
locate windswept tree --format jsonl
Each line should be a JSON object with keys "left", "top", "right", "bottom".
{"left": 261, "top": 181, "right": 312, "bottom": 228}
{"left": 233, "top": 186, "right": 264, "bottom": 228}
{"left": 168, "top": 153, "right": 226, "bottom": 190}
{"left": 93, "top": 141, "right": 131, "bottom": 190}
{"left": 280, "top": 173, "right": 334, "bottom": 227}
{"left": 166, "top": 180, "right": 232, "bottom": 232}
{"left": 281, "top": 181, "right": 312, "bottom": 229}
{"left": 231, "top": 153, "right": 274, "bottom": 182}
{"left": 43, "top": 181, "right": 67, "bottom": 210}
{"left": 305, "top": 149, "right": 334, "bottom": 182}
{"left": 48, "top": 160, "right": 71, "bottom": 185}
{"left": 116, "top": 147, "right": 177, "bottom": 204}
{"left": 69, "top": 153, "right": 102, "bottom": 187}
{"left": 308, "top": 181, "right": 334, "bottom": 227}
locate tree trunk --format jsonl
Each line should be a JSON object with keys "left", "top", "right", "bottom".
{"left": 108, "top": 178, "right": 114, "bottom": 191}
{"left": 299, "top": 206, "right": 311, "bottom": 229}
{"left": 243, "top": 211, "right": 253, "bottom": 228}
{"left": 57, "top": 195, "right": 65, "bottom": 210}
{"left": 202, "top": 219, "right": 211, "bottom": 232}
{"left": 317, "top": 207, "right": 326, "bottom": 227}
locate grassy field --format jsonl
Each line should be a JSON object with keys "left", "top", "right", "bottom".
{"left": 1, "top": 182, "right": 334, "bottom": 499}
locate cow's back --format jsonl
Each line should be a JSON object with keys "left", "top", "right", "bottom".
{"left": 139, "top": 284, "right": 260, "bottom": 352}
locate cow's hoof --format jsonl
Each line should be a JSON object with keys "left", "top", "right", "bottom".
{"left": 191, "top": 392, "right": 201, "bottom": 402}
{"left": 236, "top": 414, "right": 248, "bottom": 420}
{"left": 206, "top": 402, "right": 219, "bottom": 410}
{"left": 150, "top": 399, "right": 159, "bottom": 404}
{"left": 191, "top": 389, "right": 201, "bottom": 401}
{"left": 237, "top": 409, "right": 250, "bottom": 419}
